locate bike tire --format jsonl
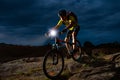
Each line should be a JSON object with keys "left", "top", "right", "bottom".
{"left": 43, "top": 49, "right": 64, "bottom": 79}
{"left": 71, "top": 40, "right": 83, "bottom": 62}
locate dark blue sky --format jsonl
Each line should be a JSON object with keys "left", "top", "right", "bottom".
{"left": 0, "top": 0, "right": 120, "bottom": 46}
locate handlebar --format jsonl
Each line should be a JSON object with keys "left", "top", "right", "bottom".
{"left": 45, "top": 29, "right": 69, "bottom": 45}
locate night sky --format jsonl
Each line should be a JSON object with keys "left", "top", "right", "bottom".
{"left": 0, "top": 0, "right": 120, "bottom": 46}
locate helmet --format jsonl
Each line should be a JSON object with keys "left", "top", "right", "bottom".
{"left": 58, "top": 9, "right": 66, "bottom": 17}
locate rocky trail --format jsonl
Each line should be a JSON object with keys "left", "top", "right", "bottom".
{"left": 0, "top": 53, "right": 120, "bottom": 80}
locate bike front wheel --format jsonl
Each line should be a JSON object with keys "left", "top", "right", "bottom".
{"left": 43, "top": 50, "right": 64, "bottom": 79}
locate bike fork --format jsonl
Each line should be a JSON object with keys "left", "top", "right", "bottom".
{"left": 52, "top": 53, "right": 58, "bottom": 65}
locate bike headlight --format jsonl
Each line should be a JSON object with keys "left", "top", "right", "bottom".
{"left": 49, "top": 29, "right": 58, "bottom": 37}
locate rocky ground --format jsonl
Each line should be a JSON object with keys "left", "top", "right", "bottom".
{"left": 0, "top": 52, "right": 120, "bottom": 80}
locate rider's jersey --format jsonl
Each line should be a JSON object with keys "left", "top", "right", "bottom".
{"left": 57, "top": 12, "right": 79, "bottom": 31}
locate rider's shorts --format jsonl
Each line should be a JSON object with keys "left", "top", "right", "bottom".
{"left": 66, "top": 25, "right": 80, "bottom": 38}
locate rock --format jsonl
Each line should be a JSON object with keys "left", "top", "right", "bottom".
{"left": 67, "top": 53, "right": 120, "bottom": 80}
{"left": 67, "top": 61, "right": 83, "bottom": 74}
{"left": 0, "top": 52, "right": 120, "bottom": 80}
{"left": 69, "top": 65, "right": 115, "bottom": 80}
{"left": 111, "top": 53, "right": 120, "bottom": 68}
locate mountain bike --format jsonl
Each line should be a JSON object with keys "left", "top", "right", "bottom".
{"left": 43, "top": 29, "right": 82, "bottom": 79}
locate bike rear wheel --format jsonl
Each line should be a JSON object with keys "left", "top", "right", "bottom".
{"left": 43, "top": 50, "right": 64, "bottom": 79}
{"left": 71, "top": 40, "right": 83, "bottom": 62}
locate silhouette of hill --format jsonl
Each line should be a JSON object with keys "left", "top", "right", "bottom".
{"left": 0, "top": 43, "right": 51, "bottom": 62}
{"left": 83, "top": 41, "right": 120, "bottom": 55}
{"left": 93, "top": 42, "right": 120, "bottom": 55}
{"left": 0, "top": 41, "right": 120, "bottom": 63}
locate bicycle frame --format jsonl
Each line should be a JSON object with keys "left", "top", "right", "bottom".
{"left": 47, "top": 29, "right": 82, "bottom": 60}
{"left": 51, "top": 36, "right": 73, "bottom": 51}
{"left": 47, "top": 29, "right": 73, "bottom": 49}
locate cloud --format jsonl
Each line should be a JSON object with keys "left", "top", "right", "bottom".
{"left": 0, "top": 33, "right": 7, "bottom": 39}
{"left": 0, "top": 0, "right": 120, "bottom": 45}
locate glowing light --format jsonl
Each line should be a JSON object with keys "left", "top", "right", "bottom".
{"left": 49, "top": 29, "right": 57, "bottom": 37}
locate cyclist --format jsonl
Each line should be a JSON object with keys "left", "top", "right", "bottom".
{"left": 53, "top": 9, "right": 80, "bottom": 55}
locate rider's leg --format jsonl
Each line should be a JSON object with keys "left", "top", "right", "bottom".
{"left": 64, "top": 37, "right": 71, "bottom": 54}
{"left": 72, "top": 32, "right": 76, "bottom": 50}
{"left": 65, "top": 31, "right": 73, "bottom": 54}
{"left": 72, "top": 26, "right": 80, "bottom": 52}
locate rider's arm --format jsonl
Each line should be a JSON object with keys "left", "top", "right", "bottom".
{"left": 66, "top": 19, "right": 75, "bottom": 30}
{"left": 54, "top": 19, "right": 63, "bottom": 29}
{"left": 67, "top": 20, "right": 74, "bottom": 29}
{"left": 66, "top": 16, "right": 76, "bottom": 30}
